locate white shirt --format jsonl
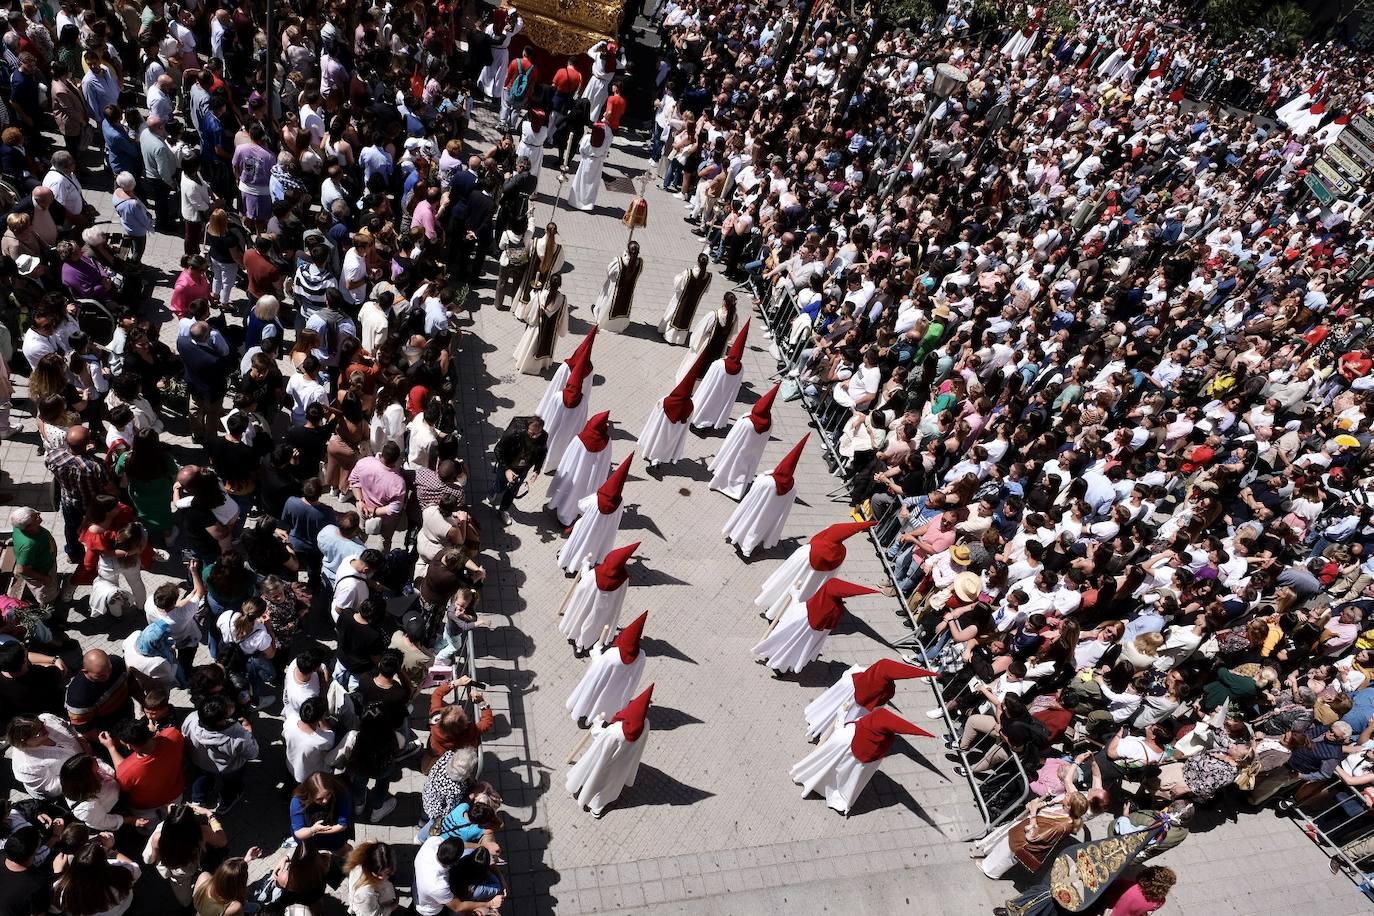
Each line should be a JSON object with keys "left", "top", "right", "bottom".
{"left": 216, "top": 608, "right": 273, "bottom": 655}
{"left": 11, "top": 714, "right": 83, "bottom": 797}
{"left": 340, "top": 246, "right": 369, "bottom": 306}
{"left": 145, "top": 595, "right": 201, "bottom": 645}
{"left": 332, "top": 557, "right": 370, "bottom": 620}
{"left": 287, "top": 372, "right": 329, "bottom": 424}
{"left": 43, "top": 168, "right": 83, "bottom": 214}
{"left": 283, "top": 660, "right": 324, "bottom": 717}
{"left": 413, "top": 836, "right": 453, "bottom": 916}
{"left": 284, "top": 715, "right": 338, "bottom": 782}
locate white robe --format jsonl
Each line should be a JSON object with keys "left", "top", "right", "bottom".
{"left": 540, "top": 394, "right": 590, "bottom": 470}
{"left": 751, "top": 589, "right": 831, "bottom": 674}
{"left": 567, "top": 129, "right": 612, "bottom": 211}
{"left": 1001, "top": 26, "right": 1037, "bottom": 61}
{"left": 516, "top": 123, "right": 548, "bottom": 180}
{"left": 637, "top": 400, "right": 690, "bottom": 466}
{"left": 478, "top": 22, "right": 520, "bottom": 99}
{"left": 708, "top": 416, "right": 769, "bottom": 499}
{"left": 756, "top": 544, "right": 836, "bottom": 620}
{"left": 579, "top": 43, "right": 621, "bottom": 119}
{"left": 536, "top": 360, "right": 572, "bottom": 419}
{"left": 1275, "top": 91, "right": 1312, "bottom": 124}
{"left": 592, "top": 255, "right": 640, "bottom": 333}
{"left": 790, "top": 719, "right": 879, "bottom": 814}
{"left": 803, "top": 665, "right": 871, "bottom": 740}
{"left": 566, "top": 719, "right": 647, "bottom": 815}
{"left": 690, "top": 359, "right": 743, "bottom": 429}
{"left": 566, "top": 645, "right": 646, "bottom": 722}
{"left": 658, "top": 265, "right": 711, "bottom": 345}
{"left": 557, "top": 495, "right": 626, "bottom": 573}
{"left": 546, "top": 438, "right": 612, "bottom": 527}
{"left": 513, "top": 290, "right": 568, "bottom": 375}
{"left": 558, "top": 563, "right": 630, "bottom": 651}
{"left": 675, "top": 306, "right": 733, "bottom": 379}
{"left": 515, "top": 237, "right": 566, "bottom": 319}
{"left": 723, "top": 474, "right": 797, "bottom": 556}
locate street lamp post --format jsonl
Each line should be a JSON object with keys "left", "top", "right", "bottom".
{"left": 878, "top": 62, "right": 968, "bottom": 204}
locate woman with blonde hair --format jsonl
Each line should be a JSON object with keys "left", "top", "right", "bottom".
{"left": 204, "top": 208, "right": 244, "bottom": 308}
{"left": 343, "top": 841, "right": 399, "bottom": 915}
{"left": 1, "top": 210, "right": 40, "bottom": 259}
{"left": 28, "top": 351, "right": 83, "bottom": 413}
{"left": 979, "top": 791, "right": 1089, "bottom": 879}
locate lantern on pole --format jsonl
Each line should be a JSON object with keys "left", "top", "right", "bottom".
{"left": 622, "top": 174, "right": 650, "bottom": 247}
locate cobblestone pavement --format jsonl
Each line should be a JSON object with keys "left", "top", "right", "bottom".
{"left": 5, "top": 106, "right": 1364, "bottom": 916}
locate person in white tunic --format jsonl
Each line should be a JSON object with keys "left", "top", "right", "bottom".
{"left": 638, "top": 348, "right": 710, "bottom": 468}
{"left": 723, "top": 434, "right": 809, "bottom": 556}
{"left": 691, "top": 321, "right": 750, "bottom": 429}
{"left": 513, "top": 273, "right": 568, "bottom": 375}
{"left": 791, "top": 707, "right": 931, "bottom": 814}
{"left": 566, "top": 684, "right": 652, "bottom": 817}
{"left": 566, "top": 122, "right": 612, "bottom": 211}
{"left": 538, "top": 341, "right": 593, "bottom": 468}
{"left": 537, "top": 326, "right": 596, "bottom": 420}
{"left": 658, "top": 252, "right": 713, "bottom": 344}
{"left": 1000, "top": 7, "right": 1040, "bottom": 60}
{"left": 675, "top": 294, "right": 739, "bottom": 380}
{"left": 566, "top": 610, "right": 649, "bottom": 727}
{"left": 559, "top": 540, "right": 638, "bottom": 653}
{"left": 803, "top": 658, "right": 934, "bottom": 742}
{"left": 709, "top": 382, "right": 778, "bottom": 499}
{"left": 477, "top": 11, "right": 521, "bottom": 100}
{"left": 515, "top": 223, "right": 565, "bottom": 316}
{"left": 593, "top": 241, "right": 644, "bottom": 333}
{"left": 756, "top": 519, "right": 876, "bottom": 620}
{"left": 557, "top": 453, "right": 632, "bottom": 573}
{"left": 579, "top": 40, "right": 624, "bottom": 119}
{"left": 751, "top": 578, "right": 877, "bottom": 675}
{"left": 516, "top": 109, "right": 549, "bottom": 181}
{"left": 546, "top": 411, "right": 613, "bottom": 528}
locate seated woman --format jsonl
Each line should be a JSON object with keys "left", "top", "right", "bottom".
{"left": 289, "top": 772, "right": 355, "bottom": 853}
{"left": 1153, "top": 743, "right": 1254, "bottom": 804}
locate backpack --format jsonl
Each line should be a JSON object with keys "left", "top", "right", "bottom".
{"left": 507, "top": 60, "right": 532, "bottom": 103}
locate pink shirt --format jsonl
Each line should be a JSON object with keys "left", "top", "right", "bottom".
{"left": 347, "top": 456, "right": 406, "bottom": 515}
{"left": 412, "top": 200, "right": 437, "bottom": 240}
{"left": 170, "top": 269, "right": 211, "bottom": 318}
{"left": 1107, "top": 881, "right": 1165, "bottom": 916}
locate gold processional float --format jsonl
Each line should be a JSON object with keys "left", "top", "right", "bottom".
{"left": 507, "top": 0, "right": 624, "bottom": 56}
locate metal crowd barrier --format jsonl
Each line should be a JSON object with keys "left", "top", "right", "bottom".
{"left": 753, "top": 280, "right": 1032, "bottom": 839}
{"left": 1282, "top": 779, "right": 1374, "bottom": 899}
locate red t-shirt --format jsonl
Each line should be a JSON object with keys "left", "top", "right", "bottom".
{"left": 244, "top": 249, "right": 282, "bottom": 299}
{"left": 1105, "top": 880, "right": 1165, "bottom": 916}
{"left": 116, "top": 728, "right": 186, "bottom": 809}
{"left": 604, "top": 94, "right": 627, "bottom": 131}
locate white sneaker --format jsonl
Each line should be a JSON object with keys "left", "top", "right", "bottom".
{"left": 925, "top": 708, "right": 945, "bottom": 720}
{"left": 371, "top": 797, "right": 397, "bottom": 821}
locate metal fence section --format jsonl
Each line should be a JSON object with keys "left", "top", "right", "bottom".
{"left": 755, "top": 282, "right": 1030, "bottom": 840}
{"left": 1280, "top": 779, "right": 1374, "bottom": 900}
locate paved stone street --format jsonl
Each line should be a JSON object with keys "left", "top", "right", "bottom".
{"left": 3, "top": 106, "right": 1366, "bottom": 916}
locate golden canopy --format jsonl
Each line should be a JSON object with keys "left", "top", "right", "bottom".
{"left": 509, "top": 0, "right": 623, "bottom": 56}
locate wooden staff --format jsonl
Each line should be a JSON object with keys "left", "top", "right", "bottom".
{"left": 819, "top": 701, "right": 850, "bottom": 746}
{"left": 567, "top": 718, "right": 600, "bottom": 763}
{"left": 548, "top": 171, "right": 569, "bottom": 222}
{"left": 596, "top": 623, "right": 611, "bottom": 649}
{"left": 554, "top": 571, "right": 580, "bottom": 617}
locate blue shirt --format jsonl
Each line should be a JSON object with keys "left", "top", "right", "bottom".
{"left": 102, "top": 121, "right": 144, "bottom": 177}
{"left": 359, "top": 145, "right": 393, "bottom": 185}
{"left": 289, "top": 793, "right": 353, "bottom": 852}
{"left": 280, "top": 496, "right": 336, "bottom": 553}
{"left": 317, "top": 525, "right": 364, "bottom": 586}
{"left": 199, "top": 110, "right": 228, "bottom": 163}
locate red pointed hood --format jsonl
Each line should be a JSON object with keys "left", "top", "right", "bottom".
{"left": 596, "top": 452, "right": 632, "bottom": 514}
{"left": 562, "top": 350, "right": 594, "bottom": 408}
{"left": 662, "top": 350, "right": 710, "bottom": 423}
{"left": 577, "top": 411, "right": 611, "bottom": 453}
{"left": 748, "top": 383, "right": 779, "bottom": 434}
{"left": 610, "top": 610, "right": 648, "bottom": 664}
{"left": 565, "top": 327, "right": 597, "bottom": 374}
{"left": 851, "top": 658, "right": 935, "bottom": 711}
{"left": 805, "top": 578, "right": 878, "bottom": 631}
{"left": 723, "top": 320, "right": 750, "bottom": 375}
{"left": 590, "top": 123, "right": 607, "bottom": 147}
{"left": 849, "top": 708, "right": 933, "bottom": 763}
{"left": 593, "top": 540, "right": 639, "bottom": 591}
{"left": 610, "top": 683, "right": 653, "bottom": 742}
{"left": 529, "top": 109, "right": 547, "bottom": 132}
{"left": 771, "top": 433, "right": 809, "bottom": 495}
{"left": 808, "top": 520, "right": 876, "bottom": 572}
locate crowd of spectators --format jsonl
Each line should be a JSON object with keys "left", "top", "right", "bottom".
{"left": 642, "top": 0, "right": 1374, "bottom": 899}
{"left": 1, "top": 0, "right": 1373, "bottom": 910}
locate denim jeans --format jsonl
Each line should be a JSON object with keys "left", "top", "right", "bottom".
{"left": 246, "top": 654, "right": 275, "bottom": 697}
{"left": 61, "top": 502, "right": 86, "bottom": 563}
{"left": 650, "top": 121, "right": 665, "bottom": 161}
{"left": 663, "top": 159, "right": 684, "bottom": 190}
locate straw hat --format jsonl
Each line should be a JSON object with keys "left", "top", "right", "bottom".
{"left": 953, "top": 572, "right": 982, "bottom": 603}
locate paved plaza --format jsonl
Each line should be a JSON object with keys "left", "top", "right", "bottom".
{"left": 5, "top": 110, "right": 1367, "bottom": 916}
